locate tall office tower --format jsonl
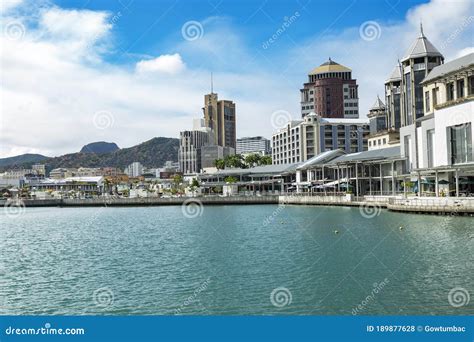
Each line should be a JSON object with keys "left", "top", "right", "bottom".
{"left": 178, "top": 119, "right": 215, "bottom": 174}
{"left": 399, "top": 24, "right": 444, "bottom": 126}
{"left": 300, "top": 58, "right": 359, "bottom": 119}
{"left": 203, "top": 93, "right": 236, "bottom": 149}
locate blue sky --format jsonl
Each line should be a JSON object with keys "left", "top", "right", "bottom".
{"left": 1, "top": 0, "right": 473, "bottom": 158}
{"left": 54, "top": 0, "right": 426, "bottom": 68}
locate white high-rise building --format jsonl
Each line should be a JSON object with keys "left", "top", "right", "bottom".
{"left": 125, "top": 162, "right": 143, "bottom": 177}
{"left": 236, "top": 136, "right": 271, "bottom": 155}
{"left": 272, "top": 113, "right": 369, "bottom": 165}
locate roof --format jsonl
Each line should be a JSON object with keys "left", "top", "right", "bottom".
{"left": 321, "top": 117, "right": 369, "bottom": 125}
{"left": 309, "top": 58, "right": 351, "bottom": 75}
{"left": 297, "top": 149, "right": 346, "bottom": 170}
{"left": 370, "top": 96, "right": 385, "bottom": 111}
{"left": 385, "top": 65, "right": 401, "bottom": 83}
{"left": 327, "top": 146, "right": 401, "bottom": 164}
{"left": 422, "top": 52, "right": 474, "bottom": 84}
{"left": 401, "top": 26, "right": 443, "bottom": 62}
{"left": 40, "top": 176, "right": 104, "bottom": 184}
{"left": 203, "top": 163, "right": 300, "bottom": 177}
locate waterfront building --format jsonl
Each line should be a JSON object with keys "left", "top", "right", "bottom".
{"left": 300, "top": 58, "right": 359, "bottom": 118}
{"left": 0, "top": 168, "right": 43, "bottom": 188}
{"left": 49, "top": 168, "right": 77, "bottom": 179}
{"left": 200, "top": 145, "right": 235, "bottom": 171}
{"left": 125, "top": 162, "right": 143, "bottom": 177}
{"left": 385, "top": 65, "right": 403, "bottom": 130}
{"left": 178, "top": 119, "right": 215, "bottom": 174}
{"left": 75, "top": 167, "right": 104, "bottom": 177}
{"left": 35, "top": 176, "right": 104, "bottom": 196}
{"left": 400, "top": 52, "right": 474, "bottom": 196}
{"left": 32, "top": 164, "right": 46, "bottom": 176}
{"left": 236, "top": 136, "right": 271, "bottom": 155}
{"left": 272, "top": 113, "right": 369, "bottom": 165}
{"left": 400, "top": 25, "right": 444, "bottom": 126}
{"left": 203, "top": 92, "right": 236, "bottom": 148}
{"left": 367, "top": 96, "right": 400, "bottom": 150}
{"left": 295, "top": 146, "right": 408, "bottom": 196}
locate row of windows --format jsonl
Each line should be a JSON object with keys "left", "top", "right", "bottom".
{"left": 368, "top": 138, "right": 387, "bottom": 147}
{"left": 344, "top": 110, "right": 358, "bottom": 115}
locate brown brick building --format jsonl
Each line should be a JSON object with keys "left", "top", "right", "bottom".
{"left": 300, "top": 58, "right": 359, "bottom": 119}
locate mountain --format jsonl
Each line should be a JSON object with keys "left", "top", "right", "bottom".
{"left": 80, "top": 141, "right": 119, "bottom": 154}
{"left": 0, "top": 137, "right": 179, "bottom": 172}
{"left": 0, "top": 153, "right": 48, "bottom": 168}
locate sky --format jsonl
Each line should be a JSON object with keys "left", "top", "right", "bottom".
{"left": 1, "top": 0, "right": 473, "bottom": 158}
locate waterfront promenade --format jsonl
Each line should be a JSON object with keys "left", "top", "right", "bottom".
{"left": 3, "top": 194, "right": 474, "bottom": 215}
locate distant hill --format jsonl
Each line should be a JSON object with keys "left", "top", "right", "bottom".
{"left": 80, "top": 141, "right": 119, "bottom": 154}
{"left": 0, "top": 137, "right": 179, "bottom": 173}
{"left": 0, "top": 153, "right": 48, "bottom": 169}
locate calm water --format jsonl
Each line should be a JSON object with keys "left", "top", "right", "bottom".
{"left": 0, "top": 205, "right": 472, "bottom": 315}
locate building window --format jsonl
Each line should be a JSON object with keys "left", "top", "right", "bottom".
{"left": 447, "top": 82, "right": 455, "bottom": 101}
{"left": 425, "top": 90, "right": 430, "bottom": 112}
{"left": 457, "top": 79, "right": 465, "bottom": 98}
{"left": 432, "top": 87, "right": 438, "bottom": 107}
{"left": 449, "top": 123, "right": 472, "bottom": 165}
{"left": 468, "top": 76, "right": 474, "bottom": 95}
{"left": 404, "top": 135, "right": 412, "bottom": 171}
{"left": 427, "top": 129, "right": 435, "bottom": 168}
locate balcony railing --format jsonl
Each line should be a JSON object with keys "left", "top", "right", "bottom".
{"left": 434, "top": 94, "right": 474, "bottom": 110}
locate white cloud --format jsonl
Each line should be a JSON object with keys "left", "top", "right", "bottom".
{"left": 136, "top": 53, "right": 186, "bottom": 74}
{"left": 0, "top": 0, "right": 23, "bottom": 13}
{"left": 0, "top": 0, "right": 472, "bottom": 159}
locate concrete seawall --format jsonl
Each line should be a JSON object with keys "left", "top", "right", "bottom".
{"left": 3, "top": 195, "right": 473, "bottom": 215}
{"left": 4, "top": 196, "right": 279, "bottom": 207}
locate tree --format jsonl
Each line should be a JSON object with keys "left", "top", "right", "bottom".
{"left": 260, "top": 155, "right": 272, "bottom": 165}
{"left": 244, "top": 153, "right": 261, "bottom": 167}
{"left": 214, "top": 159, "right": 225, "bottom": 170}
{"left": 224, "top": 154, "right": 245, "bottom": 168}
{"left": 224, "top": 176, "right": 238, "bottom": 184}
{"left": 191, "top": 178, "right": 200, "bottom": 188}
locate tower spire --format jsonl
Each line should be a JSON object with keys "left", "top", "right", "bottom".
{"left": 420, "top": 21, "right": 424, "bottom": 37}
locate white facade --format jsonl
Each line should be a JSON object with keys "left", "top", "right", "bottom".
{"left": 125, "top": 162, "right": 144, "bottom": 177}
{"left": 272, "top": 113, "right": 369, "bottom": 165}
{"left": 236, "top": 136, "right": 271, "bottom": 155}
